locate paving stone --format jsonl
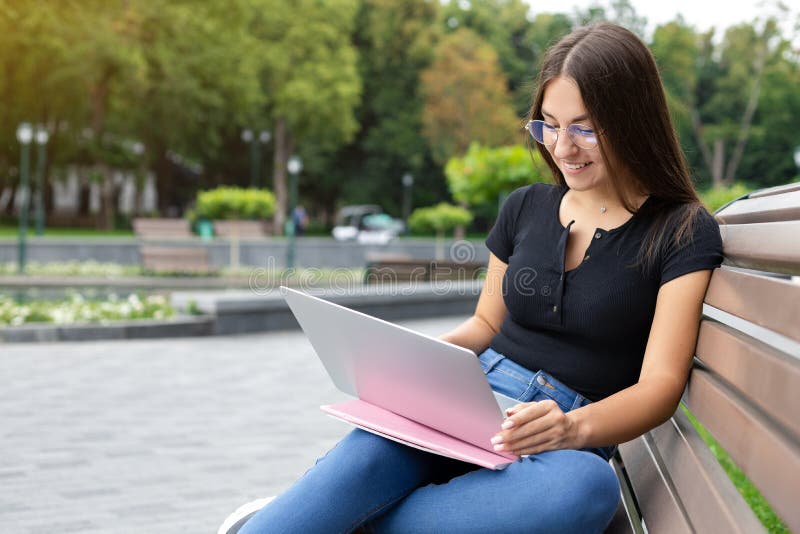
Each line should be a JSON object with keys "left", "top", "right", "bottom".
{"left": 0, "top": 315, "right": 465, "bottom": 532}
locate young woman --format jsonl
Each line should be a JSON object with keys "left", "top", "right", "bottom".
{"left": 229, "top": 22, "right": 723, "bottom": 534}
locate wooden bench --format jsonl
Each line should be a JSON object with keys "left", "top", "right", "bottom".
{"left": 138, "top": 246, "right": 213, "bottom": 275}
{"left": 133, "top": 217, "right": 213, "bottom": 274}
{"left": 606, "top": 182, "right": 800, "bottom": 533}
{"left": 364, "top": 254, "right": 486, "bottom": 284}
{"left": 213, "top": 220, "right": 271, "bottom": 238}
{"left": 132, "top": 217, "right": 193, "bottom": 239}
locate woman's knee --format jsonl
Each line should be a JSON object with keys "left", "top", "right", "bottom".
{"left": 553, "top": 450, "right": 621, "bottom": 531}
{"left": 329, "top": 429, "right": 425, "bottom": 476}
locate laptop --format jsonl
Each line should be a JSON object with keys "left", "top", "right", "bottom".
{"left": 281, "top": 286, "right": 519, "bottom": 469}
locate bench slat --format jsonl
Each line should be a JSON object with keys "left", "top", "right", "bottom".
{"left": 704, "top": 267, "right": 800, "bottom": 342}
{"left": 133, "top": 218, "right": 193, "bottom": 239}
{"left": 648, "top": 409, "right": 766, "bottom": 533}
{"left": 746, "top": 182, "right": 800, "bottom": 199}
{"left": 719, "top": 221, "right": 800, "bottom": 275}
{"left": 140, "top": 246, "right": 211, "bottom": 274}
{"left": 715, "top": 189, "right": 800, "bottom": 224}
{"left": 696, "top": 321, "right": 800, "bottom": 440}
{"left": 213, "top": 220, "right": 268, "bottom": 238}
{"left": 617, "top": 435, "right": 692, "bottom": 533}
{"left": 606, "top": 457, "right": 642, "bottom": 534}
{"left": 683, "top": 368, "right": 800, "bottom": 532}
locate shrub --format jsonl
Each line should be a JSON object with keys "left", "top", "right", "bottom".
{"left": 699, "top": 182, "right": 752, "bottom": 212}
{"left": 194, "top": 187, "right": 276, "bottom": 221}
{"left": 408, "top": 203, "right": 473, "bottom": 236}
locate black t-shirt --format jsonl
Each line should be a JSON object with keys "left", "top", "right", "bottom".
{"left": 485, "top": 183, "right": 723, "bottom": 401}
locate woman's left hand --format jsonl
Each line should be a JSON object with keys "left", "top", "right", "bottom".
{"left": 490, "top": 400, "right": 581, "bottom": 456}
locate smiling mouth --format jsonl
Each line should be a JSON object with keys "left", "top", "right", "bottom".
{"left": 563, "top": 162, "right": 592, "bottom": 170}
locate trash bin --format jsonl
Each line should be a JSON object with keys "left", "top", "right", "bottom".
{"left": 197, "top": 219, "right": 214, "bottom": 241}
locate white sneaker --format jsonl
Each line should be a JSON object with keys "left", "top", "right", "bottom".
{"left": 217, "top": 496, "right": 276, "bottom": 534}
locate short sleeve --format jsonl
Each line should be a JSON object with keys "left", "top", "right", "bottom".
{"left": 660, "top": 208, "right": 723, "bottom": 286}
{"left": 485, "top": 186, "right": 530, "bottom": 263}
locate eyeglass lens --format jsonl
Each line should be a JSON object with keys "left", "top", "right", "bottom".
{"left": 527, "top": 120, "right": 597, "bottom": 149}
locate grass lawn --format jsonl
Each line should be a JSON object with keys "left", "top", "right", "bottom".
{"left": 0, "top": 225, "right": 134, "bottom": 238}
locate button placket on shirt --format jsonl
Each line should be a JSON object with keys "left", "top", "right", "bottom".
{"left": 551, "top": 221, "right": 574, "bottom": 321}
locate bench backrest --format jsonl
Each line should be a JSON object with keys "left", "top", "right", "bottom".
{"left": 213, "top": 220, "right": 268, "bottom": 238}
{"left": 132, "top": 218, "right": 193, "bottom": 239}
{"left": 611, "top": 183, "right": 800, "bottom": 533}
{"left": 364, "top": 258, "right": 486, "bottom": 284}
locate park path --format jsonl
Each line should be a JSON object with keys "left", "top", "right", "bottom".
{"left": 0, "top": 316, "right": 464, "bottom": 533}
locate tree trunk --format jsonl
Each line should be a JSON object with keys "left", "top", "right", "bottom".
{"left": 154, "top": 149, "right": 174, "bottom": 215}
{"left": 98, "top": 164, "right": 115, "bottom": 231}
{"left": 691, "top": 32, "right": 768, "bottom": 187}
{"left": 712, "top": 139, "right": 725, "bottom": 189}
{"left": 724, "top": 41, "right": 767, "bottom": 185}
{"left": 272, "top": 117, "right": 292, "bottom": 235}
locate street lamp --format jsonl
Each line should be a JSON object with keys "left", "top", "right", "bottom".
{"left": 34, "top": 126, "right": 49, "bottom": 236}
{"left": 794, "top": 146, "right": 800, "bottom": 172}
{"left": 241, "top": 129, "right": 271, "bottom": 188}
{"left": 16, "top": 123, "right": 33, "bottom": 274}
{"left": 286, "top": 155, "right": 303, "bottom": 269}
{"left": 402, "top": 172, "right": 414, "bottom": 224}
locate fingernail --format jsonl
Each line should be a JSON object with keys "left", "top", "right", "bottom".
{"left": 491, "top": 436, "right": 503, "bottom": 445}
{"left": 493, "top": 444, "right": 505, "bottom": 451}
{"left": 501, "top": 420, "right": 515, "bottom": 429}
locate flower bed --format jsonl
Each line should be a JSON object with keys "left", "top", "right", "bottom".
{"left": 0, "top": 293, "right": 175, "bottom": 326}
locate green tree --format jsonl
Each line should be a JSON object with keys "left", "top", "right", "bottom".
{"left": 652, "top": 12, "right": 800, "bottom": 188}
{"left": 315, "top": 0, "right": 443, "bottom": 225}
{"left": 250, "top": 0, "right": 362, "bottom": 234}
{"left": 421, "top": 29, "right": 519, "bottom": 165}
{"left": 572, "top": 0, "right": 647, "bottom": 38}
{"left": 408, "top": 202, "right": 473, "bottom": 259}
{"left": 445, "top": 143, "right": 549, "bottom": 219}
{"left": 131, "top": 0, "right": 263, "bottom": 214}
{"left": 441, "top": 0, "right": 540, "bottom": 114}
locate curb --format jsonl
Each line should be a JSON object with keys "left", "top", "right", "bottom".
{"left": 0, "top": 282, "right": 483, "bottom": 342}
{"left": 0, "top": 316, "right": 214, "bottom": 343}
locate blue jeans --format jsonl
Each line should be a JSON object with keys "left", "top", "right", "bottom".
{"left": 240, "top": 348, "right": 621, "bottom": 534}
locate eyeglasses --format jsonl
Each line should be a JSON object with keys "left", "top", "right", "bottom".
{"left": 525, "top": 120, "right": 599, "bottom": 150}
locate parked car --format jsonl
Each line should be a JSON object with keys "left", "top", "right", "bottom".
{"left": 332, "top": 205, "right": 404, "bottom": 245}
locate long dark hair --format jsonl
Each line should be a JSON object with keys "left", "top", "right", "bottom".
{"left": 528, "top": 22, "right": 705, "bottom": 272}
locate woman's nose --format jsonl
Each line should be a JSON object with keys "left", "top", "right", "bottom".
{"left": 552, "top": 131, "right": 580, "bottom": 160}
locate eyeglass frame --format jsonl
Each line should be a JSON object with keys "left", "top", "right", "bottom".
{"left": 525, "top": 119, "right": 601, "bottom": 150}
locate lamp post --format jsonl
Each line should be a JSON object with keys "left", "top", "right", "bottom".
{"left": 16, "top": 123, "right": 33, "bottom": 274}
{"left": 34, "top": 126, "right": 49, "bottom": 236}
{"left": 794, "top": 146, "right": 800, "bottom": 173}
{"left": 402, "top": 172, "right": 414, "bottom": 224}
{"left": 241, "top": 129, "right": 271, "bottom": 188}
{"left": 286, "top": 155, "right": 302, "bottom": 269}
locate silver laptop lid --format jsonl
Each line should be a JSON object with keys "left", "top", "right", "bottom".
{"left": 281, "top": 287, "right": 506, "bottom": 450}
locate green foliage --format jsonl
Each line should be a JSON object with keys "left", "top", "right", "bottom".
{"left": 408, "top": 203, "right": 473, "bottom": 234}
{"left": 445, "top": 143, "right": 550, "bottom": 212}
{"left": 319, "top": 0, "right": 444, "bottom": 219}
{"left": 441, "top": 0, "right": 561, "bottom": 114}
{"left": 421, "top": 28, "right": 519, "bottom": 164}
{"left": 683, "top": 407, "right": 789, "bottom": 533}
{"left": 572, "top": 0, "right": 648, "bottom": 38}
{"left": 194, "top": 187, "right": 276, "bottom": 221}
{"left": 0, "top": 261, "right": 140, "bottom": 277}
{"left": 1, "top": 0, "right": 798, "bottom": 225}
{"left": 698, "top": 182, "right": 752, "bottom": 212}
{"left": 0, "top": 293, "right": 174, "bottom": 326}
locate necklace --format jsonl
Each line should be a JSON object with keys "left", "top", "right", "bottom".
{"left": 599, "top": 204, "right": 607, "bottom": 214}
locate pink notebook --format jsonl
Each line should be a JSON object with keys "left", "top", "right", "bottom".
{"left": 321, "top": 399, "right": 517, "bottom": 470}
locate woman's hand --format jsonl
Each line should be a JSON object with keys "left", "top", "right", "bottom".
{"left": 490, "top": 400, "right": 583, "bottom": 456}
